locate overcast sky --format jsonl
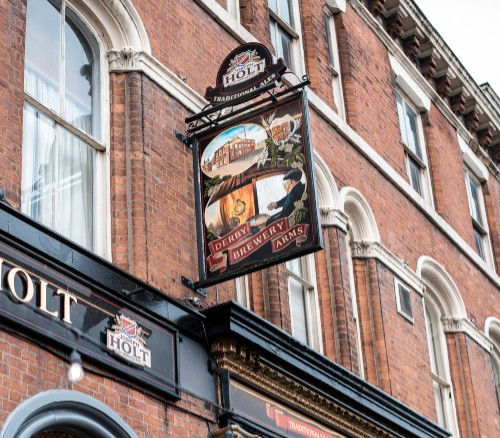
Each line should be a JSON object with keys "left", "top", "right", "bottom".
{"left": 413, "top": 0, "right": 500, "bottom": 95}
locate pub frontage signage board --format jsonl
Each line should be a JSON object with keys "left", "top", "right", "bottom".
{"left": 0, "top": 237, "right": 179, "bottom": 399}
{"left": 225, "top": 378, "right": 349, "bottom": 438}
{"left": 192, "top": 90, "right": 322, "bottom": 287}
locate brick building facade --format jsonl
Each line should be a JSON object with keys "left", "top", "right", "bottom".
{"left": 0, "top": 0, "right": 499, "bottom": 437}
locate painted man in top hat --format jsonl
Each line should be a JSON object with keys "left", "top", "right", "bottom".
{"left": 266, "top": 168, "right": 305, "bottom": 224}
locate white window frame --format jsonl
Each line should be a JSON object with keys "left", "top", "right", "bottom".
{"left": 235, "top": 274, "right": 250, "bottom": 308}
{"left": 394, "top": 278, "right": 413, "bottom": 323}
{"left": 396, "top": 90, "right": 433, "bottom": 205}
{"left": 346, "top": 232, "right": 364, "bottom": 377}
{"left": 225, "top": 0, "right": 240, "bottom": 21}
{"left": 268, "top": 0, "right": 306, "bottom": 76}
{"left": 492, "top": 344, "right": 500, "bottom": 414}
{"left": 324, "top": 9, "right": 345, "bottom": 120}
{"left": 464, "top": 168, "right": 493, "bottom": 265}
{"left": 286, "top": 255, "right": 322, "bottom": 352}
{"left": 424, "top": 297, "right": 460, "bottom": 436}
{"left": 22, "top": 0, "right": 109, "bottom": 258}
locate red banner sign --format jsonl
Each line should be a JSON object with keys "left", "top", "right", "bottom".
{"left": 207, "top": 218, "right": 308, "bottom": 273}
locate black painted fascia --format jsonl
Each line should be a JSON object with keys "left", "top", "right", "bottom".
{"left": 203, "top": 301, "right": 450, "bottom": 438}
{"left": 0, "top": 202, "right": 204, "bottom": 334}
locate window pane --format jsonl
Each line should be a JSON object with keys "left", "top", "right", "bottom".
{"left": 467, "top": 174, "right": 483, "bottom": 225}
{"left": 25, "top": 0, "right": 61, "bottom": 113}
{"left": 22, "top": 103, "right": 57, "bottom": 226}
{"left": 65, "top": 18, "right": 93, "bottom": 136}
{"left": 279, "top": 27, "right": 293, "bottom": 69}
{"left": 425, "top": 309, "right": 442, "bottom": 376}
{"left": 433, "top": 380, "right": 447, "bottom": 428}
{"left": 405, "top": 103, "right": 422, "bottom": 158}
{"left": 396, "top": 94, "right": 408, "bottom": 144}
{"left": 288, "top": 276, "right": 308, "bottom": 344}
{"left": 57, "top": 126, "right": 95, "bottom": 249}
{"left": 324, "top": 14, "right": 334, "bottom": 67}
{"left": 286, "top": 257, "right": 302, "bottom": 276}
{"left": 268, "top": 0, "right": 278, "bottom": 14}
{"left": 277, "top": 0, "right": 292, "bottom": 26}
{"left": 408, "top": 156, "right": 422, "bottom": 195}
{"left": 473, "top": 227, "right": 485, "bottom": 259}
{"left": 270, "top": 19, "right": 278, "bottom": 55}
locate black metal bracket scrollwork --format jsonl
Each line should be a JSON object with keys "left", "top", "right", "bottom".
{"left": 184, "top": 74, "right": 311, "bottom": 139}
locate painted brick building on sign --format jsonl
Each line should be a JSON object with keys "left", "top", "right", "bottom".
{"left": 0, "top": 0, "right": 499, "bottom": 437}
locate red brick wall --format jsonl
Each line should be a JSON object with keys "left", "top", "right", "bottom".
{"left": 0, "top": 331, "right": 214, "bottom": 437}
{"left": 0, "top": 0, "right": 26, "bottom": 208}
{"left": 1, "top": 0, "right": 499, "bottom": 435}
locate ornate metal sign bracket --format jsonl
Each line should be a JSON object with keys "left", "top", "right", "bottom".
{"left": 185, "top": 73, "right": 310, "bottom": 139}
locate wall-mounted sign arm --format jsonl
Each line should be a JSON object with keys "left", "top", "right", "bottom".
{"left": 181, "top": 275, "right": 208, "bottom": 297}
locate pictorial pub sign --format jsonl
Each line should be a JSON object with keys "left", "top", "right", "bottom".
{"left": 192, "top": 49, "right": 322, "bottom": 286}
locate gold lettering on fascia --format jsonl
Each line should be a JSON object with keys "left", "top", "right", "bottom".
{"left": 0, "top": 257, "right": 78, "bottom": 325}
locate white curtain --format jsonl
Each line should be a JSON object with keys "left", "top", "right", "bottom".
{"left": 22, "top": 67, "right": 94, "bottom": 249}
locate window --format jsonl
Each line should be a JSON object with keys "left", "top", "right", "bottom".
{"left": 346, "top": 232, "right": 364, "bottom": 377}
{"left": 396, "top": 92, "right": 432, "bottom": 201}
{"left": 22, "top": 0, "right": 105, "bottom": 253}
{"left": 225, "top": 0, "right": 240, "bottom": 21}
{"left": 286, "top": 255, "right": 322, "bottom": 351}
{"left": 235, "top": 275, "right": 250, "bottom": 308}
{"left": 464, "top": 169, "right": 492, "bottom": 263}
{"left": 492, "top": 347, "right": 500, "bottom": 414}
{"left": 324, "top": 10, "right": 345, "bottom": 119}
{"left": 485, "top": 318, "right": 500, "bottom": 415}
{"left": 394, "top": 278, "right": 413, "bottom": 323}
{"left": 268, "top": 0, "right": 301, "bottom": 72}
{"left": 424, "top": 301, "right": 458, "bottom": 435}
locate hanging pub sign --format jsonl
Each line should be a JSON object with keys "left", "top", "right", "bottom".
{"left": 191, "top": 46, "right": 322, "bottom": 287}
{"left": 204, "top": 42, "right": 286, "bottom": 105}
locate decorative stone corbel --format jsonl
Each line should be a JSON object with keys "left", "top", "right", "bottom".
{"left": 477, "top": 127, "right": 493, "bottom": 148}
{"left": 442, "top": 316, "right": 492, "bottom": 352}
{"left": 384, "top": 12, "right": 403, "bottom": 39}
{"left": 449, "top": 92, "right": 466, "bottom": 116}
{"left": 320, "top": 206, "right": 349, "bottom": 231}
{"left": 464, "top": 109, "right": 480, "bottom": 133}
{"left": 350, "top": 240, "right": 373, "bottom": 258}
{"left": 435, "top": 74, "right": 452, "bottom": 98}
{"left": 108, "top": 46, "right": 142, "bottom": 71}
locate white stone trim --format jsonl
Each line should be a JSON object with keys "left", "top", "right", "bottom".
{"left": 350, "top": 240, "right": 425, "bottom": 294}
{"left": 458, "top": 133, "right": 489, "bottom": 182}
{"left": 417, "top": 256, "right": 467, "bottom": 318}
{"left": 389, "top": 55, "right": 431, "bottom": 111}
{"left": 69, "top": 0, "right": 151, "bottom": 53}
{"left": 192, "top": 0, "right": 256, "bottom": 44}
{"left": 314, "top": 150, "right": 340, "bottom": 209}
{"left": 320, "top": 207, "right": 349, "bottom": 231}
{"left": 442, "top": 317, "right": 492, "bottom": 352}
{"left": 108, "top": 49, "right": 207, "bottom": 112}
{"left": 485, "top": 317, "right": 500, "bottom": 354}
{"left": 339, "top": 187, "right": 380, "bottom": 242}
